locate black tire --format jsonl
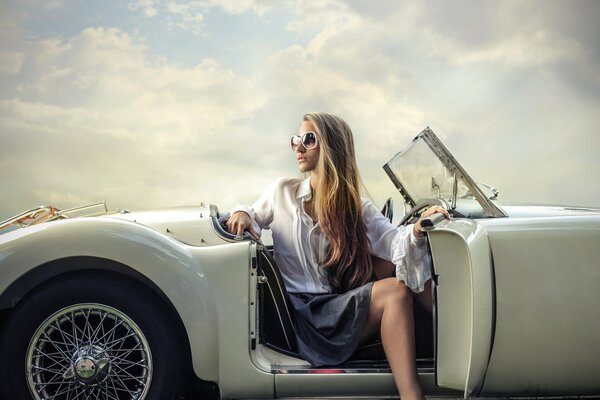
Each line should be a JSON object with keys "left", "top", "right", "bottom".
{"left": 0, "top": 272, "right": 183, "bottom": 400}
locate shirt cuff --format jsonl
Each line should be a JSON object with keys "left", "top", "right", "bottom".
{"left": 408, "top": 223, "right": 427, "bottom": 246}
{"left": 230, "top": 205, "right": 253, "bottom": 217}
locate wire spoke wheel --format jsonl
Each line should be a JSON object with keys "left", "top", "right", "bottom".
{"left": 26, "top": 303, "right": 152, "bottom": 400}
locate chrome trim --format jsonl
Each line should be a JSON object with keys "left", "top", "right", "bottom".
{"left": 262, "top": 249, "right": 295, "bottom": 330}
{"left": 0, "top": 205, "right": 59, "bottom": 231}
{"left": 272, "top": 362, "right": 434, "bottom": 375}
{"left": 265, "top": 278, "right": 293, "bottom": 349}
{"left": 0, "top": 202, "right": 109, "bottom": 232}
{"left": 419, "top": 128, "right": 507, "bottom": 218}
{"left": 53, "top": 201, "right": 109, "bottom": 218}
{"left": 384, "top": 128, "right": 507, "bottom": 218}
{"left": 477, "top": 182, "right": 499, "bottom": 200}
{"left": 272, "top": 367, "right": 394, "bottom": 374}
{"left": 259, "top": 247, "right": 296, "bottom": 350}
{"left": 209, "top": 204, "right": 255, "bottom": 243}
{"left": 249, "top": 243, "right": 259, "bottom": 350}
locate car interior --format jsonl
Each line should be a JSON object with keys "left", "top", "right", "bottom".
{"left": 256, "top": 245, "right": 435, "bottom": 372}
{"left": 212, "top": 208, "right": 436, "bottom": 374}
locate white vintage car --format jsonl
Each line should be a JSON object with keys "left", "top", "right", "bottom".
{"left": 0, "top": 128, "right": 598, "bottom": 400}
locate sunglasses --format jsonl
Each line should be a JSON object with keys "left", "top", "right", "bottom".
{"left": 290, "top": 131, "right": 318, "bottom": 152}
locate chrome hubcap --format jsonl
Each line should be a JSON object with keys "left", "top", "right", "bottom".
{"left": 62, "top": 345, "right": 110, "bottom": 383}
{"left": 75, "top": 357, "right": 97, "bottom": 379}
{"left": 26, "top": 304, "right": 152, "bottom": 400}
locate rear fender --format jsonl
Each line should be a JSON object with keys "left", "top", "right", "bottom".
{"left": 0, "top": 217, "right": 219, "bottom": 382}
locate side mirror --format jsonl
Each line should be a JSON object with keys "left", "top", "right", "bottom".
{"left": 477, "top": 182, "right": 499, "bottom": 200}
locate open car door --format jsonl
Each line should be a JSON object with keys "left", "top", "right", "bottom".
{"left": 384, "top": 128, "right": 499, "bottom": 397}
{"left": 427, "top": 221, "right": 494, "bottom": 397}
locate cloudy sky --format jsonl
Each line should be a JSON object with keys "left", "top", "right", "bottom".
{"left": 1, "top": 0, "right": 599, "bottom": 222}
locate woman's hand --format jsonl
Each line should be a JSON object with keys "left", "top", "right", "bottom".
{"left": 413, "top": 206, "right": 451, "bottom": 237}
{"left": 225, "top": 211, "right": 259, "bottom": 240}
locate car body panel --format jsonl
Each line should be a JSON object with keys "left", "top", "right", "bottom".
{"left": 427, "top": 219, "right": 494, "bottom": 397}
{"left": 106, "top": 206, "right": 224, "bottom": 246}
{"left": 502, "top": 205, "right": 600, "bottom": 218}
{"left": 478, "top": 215, "right": 600, "bottom": 395}
{"left": 275, "top": 372, "right": 398, "bottom": 397}
{"left": 188, "top": 243, "right": 275, "bottom": 398}
{"left": 0, "top": 217, "right": 222, "bottom": 381}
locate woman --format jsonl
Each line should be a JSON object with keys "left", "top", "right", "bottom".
{"left": 226, "top": 112, "right": 449, "bottom": 400}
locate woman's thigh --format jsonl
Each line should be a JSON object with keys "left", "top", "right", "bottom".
{"left": 360, "top": 278, "right": 412, "bottom": 343}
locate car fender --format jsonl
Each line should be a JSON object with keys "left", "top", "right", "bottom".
{"left": 0, "top": 217, "right": 219, "bottom": 382}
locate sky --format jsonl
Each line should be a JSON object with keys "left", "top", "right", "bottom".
{"left": 1, "top": 0, "right": 599, "bottom": 222}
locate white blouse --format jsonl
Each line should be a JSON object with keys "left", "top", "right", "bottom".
{"left": 232, "top": 177, "right": 432, "bottom": 294}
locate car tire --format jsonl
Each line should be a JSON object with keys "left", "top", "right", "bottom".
{"left": 0, "top": 272, "right": 184, "bottom": 400}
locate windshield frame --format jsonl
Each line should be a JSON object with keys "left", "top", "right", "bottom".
{"left": 383, "top": 127, "right": 507, "bottom": 218}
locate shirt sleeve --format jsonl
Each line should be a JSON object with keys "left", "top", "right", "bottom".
{"left": 231, "top": 178, "right": 280, "bottom": 237}
{"left": 363, "top": 199, "right": 432, "bottom": 293}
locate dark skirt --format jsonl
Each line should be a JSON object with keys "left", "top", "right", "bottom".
{"left": 288, "top": 282, "right": 374, "bottom": 367}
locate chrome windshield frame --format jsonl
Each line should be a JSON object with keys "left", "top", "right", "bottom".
{"left": 383, "top": 127, "right": 507, "bottom": 218}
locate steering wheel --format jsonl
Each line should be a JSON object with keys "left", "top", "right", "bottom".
{"left": 398, "top": 199, "right": 450, "bottom": 227}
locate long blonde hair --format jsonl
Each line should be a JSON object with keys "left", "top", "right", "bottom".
{"left": 304, "top": 112, "right": 372, "bottom": 293}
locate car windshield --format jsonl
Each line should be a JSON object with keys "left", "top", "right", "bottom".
{"left": 383, "top": 128, "right": 506, "bottom": 218}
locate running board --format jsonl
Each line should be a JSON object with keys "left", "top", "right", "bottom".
{"left": 272, "top": 359, "right": 434, "bottom": 374}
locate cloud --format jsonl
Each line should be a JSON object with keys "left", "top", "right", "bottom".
{"left": 165, "top": 1, "right": 205, "bottom": 33}
{"left": 424, "top": 28, "right": 583, "bottom": 67}
{"left": 128, "top": 1, "right": 207, "bottom": 33}
{"left": 1, "top": 0, "right": 598, "bottom": 221}
{"left": 200, "top": 0, "right": 275, "bottom": 16}
{"left": 44, "top": 0, "right": 64, "bottom": 10}
{"left": 127, "top": 0, "right": 276, "bottom": 34}
{"left": 0, "top": 52, "right": 24, "bottom": 75}
{"left": 0, "top": 26, "right": 267, "bottom": 215}
{"left": 128, "top": 0, "right": 160, "bottom": 17}
{"left": 255, "top": 0, "right": 600, "bottom": 207}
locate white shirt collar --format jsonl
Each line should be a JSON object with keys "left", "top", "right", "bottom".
{"left": 296, "top": 177, "right": 312, "bottom": 201}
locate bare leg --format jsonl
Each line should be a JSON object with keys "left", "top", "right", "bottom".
{"left": 372, "top": 255, "right": 434, "bottom": 314}
{"left": 361, "top": 278, "right": 424, "bottom": 400}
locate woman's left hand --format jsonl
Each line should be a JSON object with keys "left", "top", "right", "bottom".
{"left": 413, "top": 205, "right": 451, "bottom": 237}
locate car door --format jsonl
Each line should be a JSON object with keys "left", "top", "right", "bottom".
{"left": 427, "top": 219, "right": 495, "bottom": 398}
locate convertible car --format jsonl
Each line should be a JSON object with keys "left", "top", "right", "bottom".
{"left": 0, "top": 128, "right": 598, "bottom": 400}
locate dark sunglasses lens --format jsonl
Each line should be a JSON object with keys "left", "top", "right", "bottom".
{"left": 303, "top": 132, "right": 317, "bottom": 148}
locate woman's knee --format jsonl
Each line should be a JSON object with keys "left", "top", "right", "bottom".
{"left": 373, "top": 278, "right": 413, "bottom": 309}
{"left": 389, "top": 279, "right": 413, "bottom": 305}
